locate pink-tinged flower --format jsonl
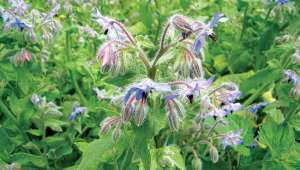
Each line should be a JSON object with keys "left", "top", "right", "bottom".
{"left": 100, "top": 116, "right": 122, "bottom": 134}
{"left": 96, "top": 41, "right": 123, "bottom": 73}
{"left": 175, "top": 41, "right": 204, "bottom": 79}
{"left": 112, "top": 127, "right": 121, "bottom": 142}
{"left": 133, "top": 97, "right": 148, "bottom": 126}
{"left": 122, "top": 79, "right": 172, "bottom": 124}
{"left": 11, "top": 49, "right": 32, "bottom": 65}
{"left": 165, "top": 96, "right": 185, "bottom": 131}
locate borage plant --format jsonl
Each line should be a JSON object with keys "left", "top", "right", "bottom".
{"left": 93, "top": 8, "right": 249, "bottom": 169}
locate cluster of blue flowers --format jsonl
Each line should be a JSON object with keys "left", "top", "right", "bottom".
{"left": 68, "top": 103, "right": 87, "bottom": 121}
{"left": 284, "top": 69, "right": 300, "bottom": 97}
{"left": 275, "top": 0, "right": 289, "bottom": 5}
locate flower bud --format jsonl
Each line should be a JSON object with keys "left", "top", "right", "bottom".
{"left": 100, "top": 116, "right": 120, "bottom": 134}
{"left": 167, "top": 111, "right": 179, "bottom": 131}
{"left": 209, "top": 146, "right": 219, "bottom": 163}
{"left": 112, "top": 127, "right": 121, "bottom": 142}
{"left": 134, "top": 100, "right": 147, "bottom": 127}
{"left": 170, "top": 14, "right": 193, "bottom": 33}
{"left": 192, "top": 157, "right": 203, "bottom": 170}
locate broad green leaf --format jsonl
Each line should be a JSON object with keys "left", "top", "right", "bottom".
{"left": 139, "top": 4, "right": 152, "bottom": 31}
{"left": 75, "top": 134, "right": 126, "bottom": 170}
{"left": 9, "top": 153, "right": 46, "bottom": 168}
{"left": 150, "top": 146, "right": 186, "bottom": 170}
{"left": 240, "top": 67, "right": 283, "bottom": 94}
{"left": 289, "top": 112, "right": 300, "bottom": 131}
{"left": 0, "top": 128, "right": 15, "bottom": 153}
{"left": 265, "top": 109, "right": 285, "bottom": 124}
{"left": 259, "top": 117, "right": 294, "bottom": 157}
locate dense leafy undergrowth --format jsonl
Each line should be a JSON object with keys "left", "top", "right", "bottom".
{"left": 0, "top": 0, "right": 300, "bottom": 170}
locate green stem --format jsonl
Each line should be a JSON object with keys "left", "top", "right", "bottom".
{"left": 65, "top": 31, "right": 87, "bottom": 105}
{"left": 265, "top": 7, "right": 273, "bottom": 21}
{"left": 239, "top": 5, "right": 249, "bottom": 41}
{"left": 120, "top": 149, "right": 132, "bottom": 170}
{"left": 41, "top": 114, "right": 50, "bottom": 170}
{"left": 243, "top": 83, "right": 270, "bottom": 107}
{"left": 0, "top": 99, "right": 29, "bottom": 141}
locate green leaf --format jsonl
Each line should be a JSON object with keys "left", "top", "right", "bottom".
{"left": 259, "top": 117, "right": 294, "bottom": 157}
{"left": 0, "top": 128, "right": 15, "bottom": 153}
{"left": 213, "top": 55, "right": 228, "bottom": 72}
{"left": 129, "top": 120, "right": 152, "bottom": 170}
{"left": 45, "top": 118, "right": 68, "bottom": 132}
{"left": 150, "top": 146, "right": 186, "bottom": 170}
{"left": 139, "top": 4, "right": 152, "bottom": 31}
{"left": 75, "top": 134, "right": 126, "bottom": 170}
{"left": 289, "top": 112, "right": 300, "bottom": 131}
{"left": 265, "top": 109, "right": 285, "bottom": 124}
{"left": 9, "top": 153, "right": 46, "bottom": 168}
{"left": 240, "top": 67, "right": 282, "bottom": 94}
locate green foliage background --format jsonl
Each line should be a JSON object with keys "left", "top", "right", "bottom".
{"left": 0, "top": 0, "right": 300, "bottom": 170}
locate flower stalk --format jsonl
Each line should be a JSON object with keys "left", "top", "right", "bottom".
{"left": 65, "top": 29, "right": 87, "bottom": 105}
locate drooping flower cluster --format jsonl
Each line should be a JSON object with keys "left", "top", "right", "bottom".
{"left": 174, "top": 40, "right": 204, "bottom": 78}
{"left": 31, "top": 94, "right": 62, "bottom": 116}
{"left": 94, "top": 10, "right": 244, "bottom": 156}
{"left": 98, "top": 77, "right": 215, "bottom": 137}
{"left": 0, "top": 0, "right": 33, "bottom": 35}
{"left": 170, "top": 13, "right": 228, "bottom": 60}
{"left": 284, "top": 69, "right": 300, "bottom": 97}
{"left": 93, "top": 8, "right": 135, "bottom": 73}
{"left": 168, "top": 13, "right": 228, "bottom": 79}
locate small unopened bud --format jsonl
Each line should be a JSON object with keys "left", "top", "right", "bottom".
{"left": 64, "top": 0, "right": 72, "bottom": 14}
{"left": 167, "top": 112, "right": 179, "bottom": 131}
{"left": 134, "top": 100, "right": 147, "bottom": 126}
{"left": 170, "top": 14, "right": 193, "bottom": 34}
{"left": 122, "top": 96, "right": 136, "bottom": 122}
{"left": 210, "top": 146, "right": 219, "bottom": 163}
{"left": 112, "top": 127, "right": 121, "bottom": 142}
{"left": 100, "top": 116, "right": 120, "bottom": 134}
{"left": 192, "top": 157, "right": 203, "bottom": 170}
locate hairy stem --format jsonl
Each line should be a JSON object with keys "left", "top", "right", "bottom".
{"left": 112, "top": 21, "right": 151, "bottom": 69}
{"left": 66, "top": 30, "right": 87, "bottom": 105}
